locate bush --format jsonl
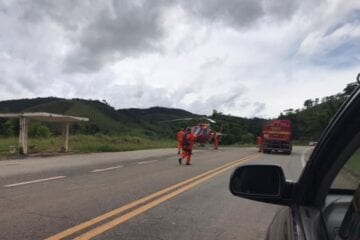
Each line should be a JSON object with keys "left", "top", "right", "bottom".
{"left": 29, "top": 123, "right": 51, "bottom": 138}
{"left": 84, "top": 123, "right": 100, "bottom": 135}
{"left": 96, "top": 145, "right": 119, "bottom": 152}
{"left": 241, "top": 133, "right": 255, "bottom": 144}
{"left": 3, "top": 120, "right": 16, "bottom": 137}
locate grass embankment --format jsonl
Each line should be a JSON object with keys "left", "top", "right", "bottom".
{"left": 0, "top": 134, "right": 176, "bottom": 158}
{"left": 0, "top": 134, "right": 255, "bottom": 159}
{"left": 71, "top": 135, "right": 176, "bottom": 152}
{"left": 344, "top": 149, "right": 360, "bottom": 177}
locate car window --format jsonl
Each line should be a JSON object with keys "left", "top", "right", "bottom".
{"left": 331, "top": 147, "right": 360, "bottom": 190}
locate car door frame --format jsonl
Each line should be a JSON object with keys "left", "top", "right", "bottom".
{"left": 295, "top": 87, "right": 360, "bottom": 208}
{"left": 283, "top": 87, "right": 360, "bottom": 240}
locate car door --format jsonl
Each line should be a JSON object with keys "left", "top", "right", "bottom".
{"left": 294, "top": 83, "right": 360, "bottom": 240}
{"left": 324, "top": 150, "right": 360, "bottom": 240}
{"left": 229, "top": 84, "right": 360, "bottom": 240}
{"left": 297, "top": 146, "right": 359, "bottom": 240}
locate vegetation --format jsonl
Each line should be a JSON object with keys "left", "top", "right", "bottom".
{"left": 70, "top": 134, "right": 176, "bottom": 152}
{"left": 0, "top": 98, "right": 198, "bottom": 137}
{"left": 0, "top": 135, "right": 176, "bottom": 158}
{"left": 279, "top": 81, "right": 359, "bottom": 141}
{"left": 345, "top": 149, "right": 360, "bottom": 177}
{"left": 0, "top": 97, "right": 265, "bottom": 145}
{"left": 209, "top": 111, "right": 264, "bottom": 145}
{"left": 0, "top": 81, "right": 358, "bottom": 157}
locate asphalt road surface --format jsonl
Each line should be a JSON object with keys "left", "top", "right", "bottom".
{"left": 0, "top": 146, "right": 311, "bottom": 240}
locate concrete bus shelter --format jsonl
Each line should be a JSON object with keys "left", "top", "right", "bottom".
{"left": 0, "top": 112, "right": 89, "bottom": 154}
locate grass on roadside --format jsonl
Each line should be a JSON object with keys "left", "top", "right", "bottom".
{"left": 70, "top": 134, "right": 176, "bottom": 152}
{"left": 0, "top": 137, "right": 18, "bottom": 158}
{"left": 0, "top": 134, "right": 257, "bottom": 159}
{"left": 0, "top": 134, "right": 177, "bottom": 158}
{"left": 344, "top": 149, "right": 360, "bottom": 177}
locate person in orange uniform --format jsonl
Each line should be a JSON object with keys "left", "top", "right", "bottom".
{"left": 213, "top": 132, "right": 219, "bottom": 150}
{"left": 179, "top": 127, "right": 196, "bottom": 165}
{"left": 256, "top": 136, "right": 263, "bottom": 152}
{"left": 176, "top": 128, "right": 185, "bottom": 154}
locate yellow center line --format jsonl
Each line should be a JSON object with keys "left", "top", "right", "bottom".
{"left": 45, "top": 153, "right": 259, "bottom": 240}
{"left": 75, "top": 155, "right": 259, "bottom": 240}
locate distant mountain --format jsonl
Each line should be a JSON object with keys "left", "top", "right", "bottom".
{"left": 0, "top": 97, "right": 200, "bottom": 138}
{"left": 0, "top": 80, "right": 357, "bottom": 143}
{"left": 118, "top": 107, "right": 198, "bottom": 120}
{"left": 0, "top": 97, "right": 61, "bottom": 113}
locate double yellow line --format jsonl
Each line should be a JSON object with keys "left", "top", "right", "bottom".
{"left": 46, "top": 153, "right": 259, "bottom": 240}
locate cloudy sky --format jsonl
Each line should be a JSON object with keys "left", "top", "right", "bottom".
{"left": 0, "top": 0, "right": 359, "bottom": 118}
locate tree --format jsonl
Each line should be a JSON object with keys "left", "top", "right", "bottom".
{"left": 36, "top": 125, "right": 51, "bottom": 138}
{"left": 102, "top": 99, "right": 109, "bottom": 106}
{"left": 3, "top": 120, "right": 16, "bottom": 137}
{"left": 304, "top": 99, "right": 314, "bottom": 108}
{"left": 283, "top": 109, "right": 294, "bottom": 115}
{"left": 84, "top": 123, "right": 100, "bottom": 134}
{"left": 71, "top": 123, "right": 81, "bottom": 134}
{"left": 241, "top": 132, "right": 254, "bottom": 143}
{"left": 29, "top": 122, "right": 51, "bottom": 138}
{"left": 212, "top": 109, "right": 223, "bottom": 117}
{"left": 343, "top": 82, "right": 359, "bottom": 96}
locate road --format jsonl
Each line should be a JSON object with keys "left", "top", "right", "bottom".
{"left": 0, "top": 146, "right": 309, "bottom": 240}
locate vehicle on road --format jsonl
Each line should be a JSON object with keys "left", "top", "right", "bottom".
{"left": 230, "top": 84, "right": 360, "bottom": 240}
{"left": 259, "top": 119, "right": 293, "bottom": 154}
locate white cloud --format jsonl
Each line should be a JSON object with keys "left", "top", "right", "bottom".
{"left": 0, "top": 0, "right": 359, "bottom": 118}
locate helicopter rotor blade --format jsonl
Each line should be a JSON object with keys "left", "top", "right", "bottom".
{"left": 217, "top": 133, "right": 226, "bottom": 136}
{"left": 205, "top": 118, "right": 216, "bottom": 123}
{"left": 159, "top": 117, "right": 216, "bottom": 123}
{"left": 159, "top": 118, "right": 194, "bottom": 123}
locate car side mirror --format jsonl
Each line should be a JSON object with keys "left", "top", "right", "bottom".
{"left": 229, "top": 165, "right": 294, "bottom": 205}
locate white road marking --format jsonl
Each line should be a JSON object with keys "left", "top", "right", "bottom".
{"left": 137, "top": 160, "right": 158, "bottom": 165}
{"left": 301, "top": 147, "right": 313, "bottom": 168}
{"left": 90, "top": 166, "right": 123, "bottom": 173}
{"left": 4, "top": 176, "right": 66, "bottom": 188}
{"left": 3, "top": 163, "right": 18, "bottom": 166}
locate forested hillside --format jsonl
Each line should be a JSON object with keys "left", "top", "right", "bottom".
{"left": 279, "top": 81, "right": 359, "bottom": 141}
{"left": 0, "top": 98, "right": 198, "bottom": 138}
{"left": 0, "top": 81, "right": 358, "bottom": 145}
{"left": 0, "top": 97, "right": 265, "bottom": 144}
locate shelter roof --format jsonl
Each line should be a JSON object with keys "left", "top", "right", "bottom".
{"left": 0, "top": 112, "right": 89, "bottom": 122}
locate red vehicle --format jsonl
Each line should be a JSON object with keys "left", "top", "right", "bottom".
{"left": 260, "top": 119, "right": 292, "bottom": 154}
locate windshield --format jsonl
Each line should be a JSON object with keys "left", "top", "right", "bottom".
{"left": 0, "top": 1, "right": 359, "bottom": 240}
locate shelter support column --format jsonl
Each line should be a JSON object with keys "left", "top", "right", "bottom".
{"left": 61, "top": 122, "right": 70, "bottom": 152}
{"left": 19, "top": 117, "right": 28, "bottom": 154}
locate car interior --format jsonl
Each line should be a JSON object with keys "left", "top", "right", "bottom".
{"left": 302, "top": 139, "right": 359, "bottom": 240}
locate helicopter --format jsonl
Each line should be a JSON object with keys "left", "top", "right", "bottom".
{"left": 160, "top": 117, "right": 225, "bottom": 146}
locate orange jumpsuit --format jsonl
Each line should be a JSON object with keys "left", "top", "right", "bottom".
{"left": 180, "top": 132, "right": 196, "bottom": 165}
{"left": 213, "top": 133, "right": 219, "bottom": 150}
{"left": 176, "top": 130, "right": 185, "bottom": 154}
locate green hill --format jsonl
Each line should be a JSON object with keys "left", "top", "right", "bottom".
{"left": 0, "top": 97, "right": 265, "bottom": 144}
{"left": 278, "top": 81, "right": 359, "bottom": 141}
{"left": 0, "top": 79, "right": 357, "bottom": 145}
{"left": 0, "top": 98, "right": 201, "bottom": 139}
{"left": 0, "top": 97, "right": 61, "bottom": 112}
